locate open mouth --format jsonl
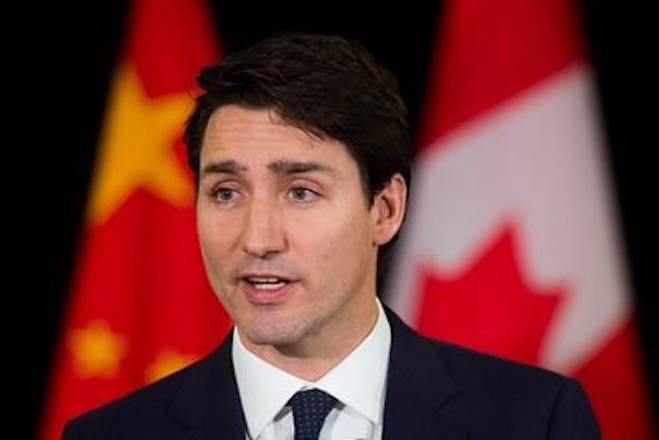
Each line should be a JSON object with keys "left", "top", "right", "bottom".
{"left": 244, "top": 276, "right": 290, "bottom": 290}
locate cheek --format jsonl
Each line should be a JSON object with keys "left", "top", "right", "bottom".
{"left": 292, "top": 203, "right": 373, "bottom": 268}
{"left": 196, "top": 210, "right": 240, "bottom": 270}
{"left": 197, "top": 214, "right": 243, "bottom": 306}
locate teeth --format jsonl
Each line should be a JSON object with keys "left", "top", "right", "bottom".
{"left": 247, "top": 277, "right": 288, "bottom": 290}
{"left": 247, "top": 277, "right": 283, "bottom": 284}
{"left": 245, "top": 277, "right": 289, "bottom": 290}
{"left": 252, "top": 282, "right": 286, "bottom": 290}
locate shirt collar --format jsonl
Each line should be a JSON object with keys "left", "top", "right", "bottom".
{"left": 232, "top": 298, "right": 391, "bottom": 439}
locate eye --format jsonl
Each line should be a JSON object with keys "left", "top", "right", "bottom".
{"left": 213, "top": 187, "right": 238, "bottom": 203}
{"left": 288, "top": 187, "right": 318, "bottom": 201}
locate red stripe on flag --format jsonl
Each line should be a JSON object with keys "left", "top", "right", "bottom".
{"left": 127, "top": 0, "right": 221, "bottom": 97}
{"left": 574, "top": 318, "right": 657, "bottom": 440}
{"left": 419, "top": 0, "right": 585, "bottom": 149}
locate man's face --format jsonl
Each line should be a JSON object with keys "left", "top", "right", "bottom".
{"left": 196, "top": 105, "right": 385, "bottom": 351}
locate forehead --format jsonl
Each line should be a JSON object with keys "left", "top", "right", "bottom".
{"left": 201, "top": 105, "right": 352, "bottom": 166}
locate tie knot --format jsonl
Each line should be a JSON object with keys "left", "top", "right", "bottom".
{"left": 287, "top": 389, "right": 337, "bottom": 440}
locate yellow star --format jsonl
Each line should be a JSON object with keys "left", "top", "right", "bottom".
{"left": 87, "top": 65, "right": 195, "bottom": 225}
{"left": 69, "top": 320, "right": 127, "bottom": 379}
{"left": 145, "top": 348, "right": 196, "bottom": 383}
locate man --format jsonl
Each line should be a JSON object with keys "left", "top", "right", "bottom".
{"left": 63, "top": 32, "right": 600, "bottom": 439}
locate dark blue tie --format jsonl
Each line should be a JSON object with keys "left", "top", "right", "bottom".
{"left": 287, "top": 389, "right": 337, "bottom": 440}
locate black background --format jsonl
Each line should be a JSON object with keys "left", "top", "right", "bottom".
{"left": 23, "top": 1, "right": 656, "bottom": 437}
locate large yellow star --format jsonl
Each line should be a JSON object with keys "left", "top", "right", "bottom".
{"left": 69, "top": 320, "right": 127, "bottom": 379}
{"left": 145, "top": 348, "right": 196, "bottom": 383}
{"left": 87, "top": 65, "right": 195, "bottom": 225}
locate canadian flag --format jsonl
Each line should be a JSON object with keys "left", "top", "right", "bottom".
{"left": 386, "top": 1, "right": 655, "bottom": 438}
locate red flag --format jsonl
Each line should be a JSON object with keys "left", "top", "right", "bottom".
{"left": 387, "top": 0, "right": 655, "bottom": 438}
{"left": 39, "top": 1, "right": 231, "bottom": 438}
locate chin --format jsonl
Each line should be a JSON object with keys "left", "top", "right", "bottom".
{"left": 239, "top": 318, "right": 306, "bottom": 347}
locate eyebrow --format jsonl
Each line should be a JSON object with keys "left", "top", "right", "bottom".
{"left": 201, "top": 160, "right": 246, "bottom": 177}
{"left": 201, "top": 159, "right": 335, "bottom": 178}
{"left": 267, "top": 160, "right": 334, "bottom": 175}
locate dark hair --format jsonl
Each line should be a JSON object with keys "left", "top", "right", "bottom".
{"left": 184, "top": 31, "right": 411, "bottom": 292}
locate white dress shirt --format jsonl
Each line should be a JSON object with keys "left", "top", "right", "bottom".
{"left": 232, "top": 299, "right": 391, "bottom": 440}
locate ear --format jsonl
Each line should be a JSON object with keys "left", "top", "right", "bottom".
{"left": 371, "top": 173, "right": 407, "bottom": 246}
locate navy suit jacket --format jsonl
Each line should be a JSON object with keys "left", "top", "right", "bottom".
{"left": 63, "top": 308, "right": 600, "bottom": 439}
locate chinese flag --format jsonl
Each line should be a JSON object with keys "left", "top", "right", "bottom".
{"left": 387, "top": 0, "right": 655, "bottom": 438}
{"left": 39, "top": 1, "right": 231, "bottom": 438}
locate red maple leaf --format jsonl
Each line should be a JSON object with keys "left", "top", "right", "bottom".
{"left": 414, "top": 225, "right": 563, "bottom": 366}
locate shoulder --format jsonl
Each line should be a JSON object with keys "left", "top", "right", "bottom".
{"left": 442, "top": 337, "right": 588, "bottom": 400}
{"left": 425, "top": 336, "right": 599, "bottom": 437}
{"left": 431, "top": 337, "right": 568, "bottom": 394}
{"left": 387, "top": 307, "right": 584, "bottom": 402}
{"left": 387, "top": 308, "right": 572, "bottom": 397}
{"left": 62, "top": 344, "right": 226, "bottom": 439}
{"left": 384, "top": 309, "right": 599, "bottom": 437}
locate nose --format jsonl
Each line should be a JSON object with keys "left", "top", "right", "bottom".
{"left": 240, "top": 196, "right": 287, "bottom": 258}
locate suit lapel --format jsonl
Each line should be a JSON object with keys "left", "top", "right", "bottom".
{"left": 171, "top": 332, "right": 247, "bottom": 440}
{"left": 165, "top": 311, "right": 470, "bottom": 439}
{"left": 383, "top": 308, "right": 470, "bottom": 440}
